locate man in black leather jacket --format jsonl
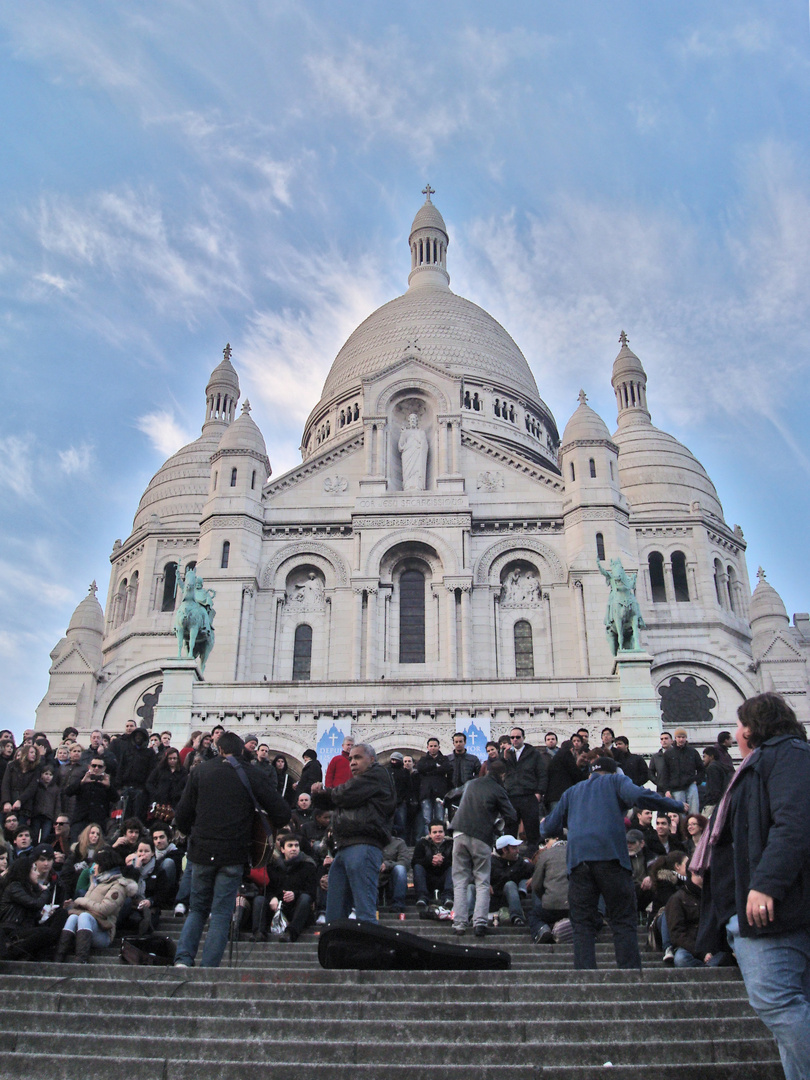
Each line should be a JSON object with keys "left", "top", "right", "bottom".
{"left": 311, "top": 742, "right": 396, "bottom": 923}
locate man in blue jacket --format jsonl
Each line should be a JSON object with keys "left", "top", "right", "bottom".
{"left": 541, "top": 755, "right": 685, "bottom": 969}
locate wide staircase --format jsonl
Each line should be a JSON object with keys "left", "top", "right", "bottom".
{"left": 0, "top": 914, "right": 782, "bottom": 1079}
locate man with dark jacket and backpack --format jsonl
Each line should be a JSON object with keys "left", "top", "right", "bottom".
{"left": 173, "top": 732, "right": 290, "bottom": 968}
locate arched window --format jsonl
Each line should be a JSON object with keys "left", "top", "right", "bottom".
{"left": 221, "top": 541, "right": 230, "bottom": 569}
{"left": 230, "top": 467, "right": 237, "bottom": 487}
{"left": 569, "top": 462, "right": 576, "bottom": 482}
{"left": 714, "top": 558, "right": 725, "bottom": 607}
{"left": 649, "top": 552, "right": 666, "bottom": 603}
{"left": 161, "top": 563, "right": 178, "bottom": 612}
{"left": 399, "top": 569, "right": 425, "bottom": 664}
{"left": 125, "top": 571, "right": 139, "bottom": 622}
{"left": 672, "top": 551, "right": 690, "bottom": 602}
{"left": 589, "top": 458, "right": 596, "bottom": 478}
{"left": 292, "top": 624, "right": 312, "bottom": 681}
{"left": 514, "top": 620, "right": 534, "bottom": 677}
{"left": 727, "top": 565, "right": 738, "bottom": 615}
{"left": 596, "top": 533, "right": 605, "bottom": 561}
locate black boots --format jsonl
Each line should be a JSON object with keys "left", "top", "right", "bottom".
{"left": 55, "top": 930, "right": 74, "bottom": 963}
{"left": 75, "top": 929, "right": 93, "bottom": 965}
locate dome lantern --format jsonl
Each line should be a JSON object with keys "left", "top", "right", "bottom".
{"left": 203, "top": 343, "right": 240, "bottom": 431}
{"left": 408, "top": 185, "right": 450, "bottom": 290}
{"left": 611, "top": 331, "right": 650, "bottom": 428}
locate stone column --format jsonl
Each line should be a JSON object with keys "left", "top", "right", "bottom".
{"left": 612, "top": 651, "right": 660, "bottom": 756}
{"left": 444, "top": 586, "right": 458, "bottom": 678}
{"left": 352, "top": 588, "right": 364, "bottom": 680}
{"left": 235, "top": 583, "right": 255, "bottom": 680}
{"left": 459, "top": 585, "right": 472, "bottom": 679}
{"left": 365, "top": 587, "right": 378, "bottom": 679}
{"left": 664, "top": 561, "right": 675, "bottom": 604}
{"left": 573, "top": 580, "right": 590, "bottom": 676}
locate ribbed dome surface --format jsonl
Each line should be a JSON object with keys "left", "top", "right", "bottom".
{"left": 410, "top": 201, "right": 448, "bottom": 235}
{"left": 217, "top": 405, "right": 268, "bottom": 458}
{"left": 561, "top": 395, "right": 612, "bottom": 445}
{"left": 133, "top": 429, "right": 223, "bottom": 531}
{"left": 749, "top": 571, "right": 789, "bottom": 625}
{"left": 320, "top": 286, "right": 542, "bottom": 404}
{"left": 67, "top": 589, "right": 104, "bottom": 637}
{"left": 613, "top": 421, "right": 724, "bottom": 520}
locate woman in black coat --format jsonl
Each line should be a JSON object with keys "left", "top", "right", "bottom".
{"left": 1, "top": 746, "right": 42, "bottom": 823}
{"left": 273, "top": 756, "right": 295, "bottom": 806}
{"left": 0, "top": 848, "right": 67, "bottom": 960}
{"left": 145, "top": 749, "right": 187, "bottom": 812}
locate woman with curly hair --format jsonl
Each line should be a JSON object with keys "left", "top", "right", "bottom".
{"left": 1, "top": 745, "right": 41, "bottom": 823}
{"left": 61, "top": 823, "right": 107, "bottom": 897}
{"left": 695, "top": 692, "right": 810, "bottom": 1080}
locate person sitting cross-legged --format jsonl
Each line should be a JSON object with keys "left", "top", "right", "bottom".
{"left": 263, "top": 833, "right": 317, "bottom": 943}
{"left": 412, "top": 821, "right": 454, "bottom": 909}
{"left": 489, "top": 835, "right": 533, "bottom": 926}
{"left": 379, "top": 835, "right": 409, "bottom": 914}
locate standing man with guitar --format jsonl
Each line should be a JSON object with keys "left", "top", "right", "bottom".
{"left": 173, "top": 732, "right": 290, "bottom": 968}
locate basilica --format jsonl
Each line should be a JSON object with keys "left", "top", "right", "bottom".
{"left": 35, "top": 192, "right": 810, "bottom": 770}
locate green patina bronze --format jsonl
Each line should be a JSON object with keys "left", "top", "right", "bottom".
{"left": 173, "top": 566, "right": 216, "bottom": 671}
{"left": 598, "top": 557, "right": 646, "bottom": 656}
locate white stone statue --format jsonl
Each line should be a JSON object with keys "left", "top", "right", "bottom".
{"left": 293, "top": 572, "right": 325, "bottom": 612}
{"left": 398, "top": 413, "right": 428, "bottom": 492}
{"left": 501, "top": 568, "right": 541, "bottom": 607}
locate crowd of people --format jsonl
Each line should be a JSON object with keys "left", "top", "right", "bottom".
{"left": 0, "top": 698, "right": 807, "bottom": 1079}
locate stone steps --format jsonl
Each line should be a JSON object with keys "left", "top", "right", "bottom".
{"left": 0, "top": 918, "right": 779, "bottom": 1079}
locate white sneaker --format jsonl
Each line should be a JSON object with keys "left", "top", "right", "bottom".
{"left": 663, "top": 945, "right": 675, "bottom": 964}
{"left": 348, "top": 909, "right": 357, "bottom": 920}
{"left": 174, "top": 962, "right": 188, "bottom": 968}
{"left": 174, "top": 903, "right": 186, "bottom": 917}
{"left": 316, "top": 914, "right": 326, "bottom": 925}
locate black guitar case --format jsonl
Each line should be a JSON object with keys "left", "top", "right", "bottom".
{"left": 317, "top": 919, "right": 511, "bottom": 971}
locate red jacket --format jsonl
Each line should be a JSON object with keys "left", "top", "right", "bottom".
{"left": 325, "top": 753, "right": 352, "bottom": 788}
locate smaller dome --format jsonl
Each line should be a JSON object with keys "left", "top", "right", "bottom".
{"left": 67, "top": 583, "right": 104, "bottom": 639}
{"left": 216, "top": 401, "right": 268, "bottom": 458}
{"left": 410, "top": 200, "right": 448, "bottom": 236}
{"left": 561, "top": 390, "right": 612, "bottom": 446}
{"left": 206, "top": 351, "right": 240, "bottom": 397}
{"left": 749, "top": 568, "right": 789, "bottom": 627}
{"left": 612, "top": 332, "right": 646, "bottom": 383}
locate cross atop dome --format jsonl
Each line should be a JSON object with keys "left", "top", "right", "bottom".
{"left": 578, "top": 389, "right": 588, "bottom": 405}
{"left": 757, "top": 567, "right": 766, "bottom": 581}
{"left": 89, "top": 580, "right": 98, "bottom": 595}
{"left": 422, "top": 184, "right": 435, "bottom": 203}
{"left": 223, "top": 343, "right": 232, "bottom": 361}
{"left": 242, "top": 399, "right": 251, "bottom": 415}
{"left": 619, "top": 330, "right": 629, "bottom": 348}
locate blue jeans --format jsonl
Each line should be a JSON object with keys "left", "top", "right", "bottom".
{"left": 63, "top": 911, "right": 112, "bottom": 949}
{"left": 671, "top": 784, "right": 698, "bottom": 815}
{"left": 392, "top": 803, "right": 408, "bottom": 840}
{"left": 726, "top": 914, "right": 810, "bottom": 1080}
{"left": 325, "top": 844, "right": 382, "bottom": 923}
{"left": 382, "top": 864, "right": 408, "bottom": 910}
{"left": 421, "top": 798, "right": 444, "bottom": 835}
{"left": 413, "top": 862, "right": 453, "bottom": 904}
{"left": 175, "top": 862, "right": 242, "bottom": 967}
{"left": 528, "top": 894, "right": 568, "bottom": 939}
{"left": 674, "top": 947, "right": 724, "bottom": 968}
{"left": 499, "top": 880, "right": 527, "bottom": 922}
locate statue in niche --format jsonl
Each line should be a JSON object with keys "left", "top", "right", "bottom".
{"left": 292, "top": 571, "right": 325, "bottom": 612}
{"left": 598, "top": 558, "right": 645, "bottom": 655}
{"left": 398, "top": 413, "right": 428, "bottom": 491}
{"left": 501, "top": 568, "right": 541, "bottom": 607}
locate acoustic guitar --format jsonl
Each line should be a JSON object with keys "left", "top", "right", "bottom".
{"left": 251, "top": 808, "right": 276, "bottom": 869}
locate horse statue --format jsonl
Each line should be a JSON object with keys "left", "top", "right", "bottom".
{"left": 598, "top": 558, "right": 646, "bottom": 656}
{"left": 173, "top": 567, "right": 216, "bottom": 672}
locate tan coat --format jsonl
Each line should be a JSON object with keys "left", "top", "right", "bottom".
{"left": 70, "top": 871, "right": 139, "bottom": 931}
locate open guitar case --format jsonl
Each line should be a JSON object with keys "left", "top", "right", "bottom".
{"left": 318, "top": 918, "right": 511, "bottom": 971}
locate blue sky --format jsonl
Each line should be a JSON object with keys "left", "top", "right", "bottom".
{"left": 2, "top": 2, "right": 810, "bottom": 737}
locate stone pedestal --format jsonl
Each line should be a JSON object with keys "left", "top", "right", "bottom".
{"left": 612, "top": 651, "right": 660, "bottom": 756}
{"left": 152, "top": 658, "right": 201, "bottom": 744}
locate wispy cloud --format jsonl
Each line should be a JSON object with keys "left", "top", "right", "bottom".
{"left": 136, "top": 411, "right": 195, "bottom": 457}
{"left": 0, "top": 435, "right": 35, "bottom": 498}
{"left": 32, "top": 185, "right": 247, "bottom": 319}
{"left": 679, "top": 19, "right": 774, "bottom": 60}
{"left": 58, "top": 444, "right": 94, "bottom": 475}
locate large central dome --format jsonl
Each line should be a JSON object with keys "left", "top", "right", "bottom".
{"left": 321, "top": 287, "right": 542, "bottom": 403}
{"left": 319, "top": 192, "right": 544, "bottom": 409}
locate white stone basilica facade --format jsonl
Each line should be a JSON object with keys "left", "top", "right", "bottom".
{"left": 36, "top": 192, "right": 810, "bottom": 767}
